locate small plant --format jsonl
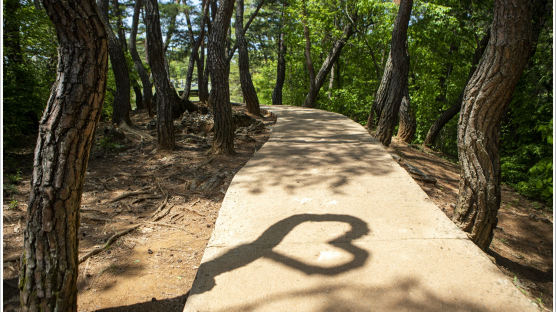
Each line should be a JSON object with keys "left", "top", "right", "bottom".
{"left": 3, "top": 183, "right": 18, "bottom": 195}
{"left": 8, "top": 200, "right": 18, "bottom": 210}
{"left": 7, "top": 170, "right": 22, "bottom": 184}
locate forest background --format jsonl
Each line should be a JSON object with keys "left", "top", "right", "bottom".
{"left": 3, "top": 0, "right": 553, "bottom": 206}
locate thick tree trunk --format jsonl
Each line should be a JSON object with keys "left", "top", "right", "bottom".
{"left": 454, "top": 0, "right": 534, "bottom": 250}
{"left": 423, "top": 32, "right": 490, "bottom": 147}
{"left": 236, "top": 0, "right": 261, "bottom": 116}
{"left": 130, "top": 0, "right": 154, "bottom": 116}
{"left": 18, "top": 1, "right": 108, "bottom": 310}
{"left": 208, "top": 0, "right": 236, "bottom": 154}
{"left": 396, "top": 86, "right": 415, "bottom": 143}
{"left": 272, "top": 5, "right": 286, "bottom": 106}
{"left": 145, "top": 0, "right": 175, "bottom": 149}
{"left": 303, "top": 23, "right": 354, "bottom": 108}
{"left": 98, "top": 0, "right": 132, "bottom": 126}
{"left": 373, "top": 0, "right": 412, "bottom": 146}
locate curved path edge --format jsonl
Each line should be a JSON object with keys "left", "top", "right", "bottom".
{"left": 183, "top": 106, "right": 537, "bottom": 312}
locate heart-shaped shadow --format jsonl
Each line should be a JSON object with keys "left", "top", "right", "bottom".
{"left": 191, "top": 214, "right": 370, "bottom": 295}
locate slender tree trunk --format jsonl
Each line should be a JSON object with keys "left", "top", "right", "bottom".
{"left": 18, "top": 1, "right": 108, "bottom": 310}
{"left": 112, "top": 0, "right": 127, "bottom": 51}
{"left": 130, "top": 0, "right": 154, "bottom": 115}
{"left": 367, "top": 54, "right": 392, "bottom": 130}
{"left": 454, "top": 0, "right": 535, "bottom": 250}
{"left": 423, "top": 32, "right": 490, "bottom": 147}
{"left": 301, "top": 3, "right": 316, "bottom": 107}
{"left": 184, "top": 0, "right": 209, "bottom": 100}
{"left": 302, "top": 21, "right": 353, "bottom": 108}
{"left": 396, "top": 86, "right": 415, "bottom": 143}
{"left": 98, "top": 0, "right": 132, "bottom": 126}
{"left": 327, "top": 62, "right": 335, "bottom": 100}
{"left": 208, "top": 0, "right": 236, "bottom": 154}
{"left": 133, "top": 83, "right": 144, "bottom": 110}
{"left": 145, "top": 0, "right": 175, "bottom": 149}
{"left": 373, "top": 0, "right": 412, "bottom": 146}
{"left": 226, "top": 0, "right": 266, "bottom": 62}
{"left": 198, "top": 38, "right": 209, "bottom": 102}
{"left": 236, "top": 0, "right": 261, "bottom": 115}
{"left": 272, "top": 3, "right": 286, "bottom": 106}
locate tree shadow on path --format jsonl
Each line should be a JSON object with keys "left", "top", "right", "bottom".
{"left": 190, "top": 213, "right": 370, "bottom": 295}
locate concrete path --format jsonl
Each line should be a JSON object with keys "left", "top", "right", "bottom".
{"left": 183, "top": 106, "right": 537, "bottom": 312}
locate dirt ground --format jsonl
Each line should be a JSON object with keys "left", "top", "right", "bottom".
{"left": 3, "top": 110, "right": 553, "bottom": 311}
{"left": 386, "top": 137, "right": 553, "bottom": 311}
{"left": 3, "top": 104, "right": 275, "bottom": 312}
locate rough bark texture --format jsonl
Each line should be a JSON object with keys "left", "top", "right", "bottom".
{"left": 145, "top": 0, "right": 175, "bottom": 149}
{"left": 18, "top": 1, "right": 108, "bottom": 310}
{"left": 130, "top": 0, "right": 154, "bottom": 115}
{"left": 236, "top": 0, "right": 261, "bottom": 116}
{"left": 272, "top": 3, "right": 286, "bottom": 106}
{"left": 454, "top": 0, "right": 534, "bottom": 250}
{"left": 373, "top": 0, "right": 412, "bottom": 146}
{"left": 367, "top": 54, "right": 393, "bottom": 129}
{"left": 396, "top": 86, "right": 415, "bottom": 143}
{"left": 302, "top": 22, "right": 354, "bottom": 108}
{"left": 98, "top": 0, "right": 132, "bottom": 126}
{"left": 208, "top": 0, "right": 236, "bottom": 154}
{"left": 423, "top": 32, "right": 490, "bottom": 147}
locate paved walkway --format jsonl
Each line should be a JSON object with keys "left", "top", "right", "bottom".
{"left": 183, "top": 106, "right": 537, "bottom": 312}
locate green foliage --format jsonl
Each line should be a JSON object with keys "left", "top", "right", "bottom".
{"left": 7, "top": 171, "right": 22, "bottom": 185}
{"left": 8, "top": 200, "right": 19, "bottom": 210}
{"left": 3, "top": 0, "right": 57, "bottom": 148}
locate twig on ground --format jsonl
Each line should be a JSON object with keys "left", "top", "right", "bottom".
{"left": 78, "top": 225, "right": 140, "bottom": 263}
{"left": 150, "top": 195, "right": 169, "bottom": 219}
{"left": 107, "top": 188, "right": 152, "bottom": 204}
{"left": 142, "top": 220, "right": 187, "bottom": 231}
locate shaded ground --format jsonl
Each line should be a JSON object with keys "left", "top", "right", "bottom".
{"left": 386, "top": 137, "right": 553, "bottom": 311}
{"left": 3, "top": 103, "right": 275, "bottom": 312}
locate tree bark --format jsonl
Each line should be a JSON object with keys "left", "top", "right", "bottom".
{"left": 373, "top": 0, "right": 412, "bottom": 146}
{"left": 112, "top": 0, "right": 127, "bottom": 51}
{"left": 18, "top": 1, "right": 108, "bottom": 310}
{"left": 133, "top": 83, "right": 144, "bottom": 110}
{"left": 130, "top": 0, "right": 154, "bottom": 115}
{"left": 423, "top": 32, "right": 490, "bottom": 147}
{"left": 145, "top": 0, "right": 175, "bottom": 149}
{"left": 272, "top": 2, "right": 286, "bottom": 106}
{"left": 236, "top": 0, "right": 261, "bottom": 115}
{"left": 198, "top": 37, "right": 209, "bottom": 103}
{"left": 98, "top": 0, "right": 132, "bottom": 126}
{"left": 396, "top": 86, "right": 415, "bottom": 143}
{"left": 208, "top": 0, "right": 236, "bottom": 154}
{"left": 302, "top": 22, "right": 354, "bottom": 108}
{"left": 184, "top": 0, "right": 209, "bottom": 100}
{"left": 454, "top": 0, "right": 535, "bottom": 250}
{"left": 226, "top": 0, "right": 265, "bottom": 62}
